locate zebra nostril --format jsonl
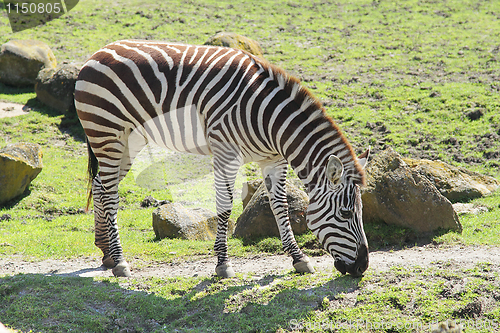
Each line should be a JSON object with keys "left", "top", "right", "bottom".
{"left": 338, "top": 245, "right": 369, "bottom": 277}
{"left": 355, "top": 265, "right": 366, "bottom": 276}
{"left": 346, "top": 262, "right": 365, "bottom": 277}
{"left": 353, "top": 245, "right": 369, "bottom": 276}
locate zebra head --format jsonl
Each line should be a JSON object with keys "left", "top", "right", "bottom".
{"left": 307, "top": 150, "right": 369, "bottom": 277}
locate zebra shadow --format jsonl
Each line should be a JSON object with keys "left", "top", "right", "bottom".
{"left": 0, "top": 270, "right": 363, "bottom": 332}
{"left": 45, "top": 265, "right": 110, "bottom": 278}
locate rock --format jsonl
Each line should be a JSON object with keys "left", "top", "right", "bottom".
{"left": 241, "top": 179, "right": 265, "bottom": 208}
{"left": 141, "top": 195, "right": 171, "bottom": 208}
{"left": 452, "top": 203, "right": 488, "bottom": 215}
{"left": 0, "top": 142, "right": 43, "bottom": 205}
{"left": 35, "top": 63, "right": 80, "bottom": 114}
{"left": 361, "top": 148, "right": 461, "bottom": 233}
{"left": 430, "top": 320, "right": 462, "bottom": 333}
{"left": 234, "top": 179, "right": 309, "bottom": 238}
{"left": 0, "top": 40, "right": 57, "bottom": 87}
{"left": 404, "top": 158, "right": 500, "bottom": 203}
{"left": 205, "top": 32, "right": 264, "bottom": 58}
{"left": 152, "top": 202, "right": 235, "bottom": 241}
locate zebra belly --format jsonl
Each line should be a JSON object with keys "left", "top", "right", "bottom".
{"left": 130, "top": 104, "right": 212, "bottom": 156}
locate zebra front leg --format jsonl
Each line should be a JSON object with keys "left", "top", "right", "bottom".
{"left": 214, "top": 209, "right": 235, "bottom": 278}
{"left": 260, "top": 159, "right": 315, "bottom": 274}
{"left": 212, "top": 143, "right": 242, "bottom": 278}
{"left": 93, "top": 177, "right": 131, "bottom": 277}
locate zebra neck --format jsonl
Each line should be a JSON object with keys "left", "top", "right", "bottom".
{"left": 279, "top": 108, "right": 361, "bottom": 193}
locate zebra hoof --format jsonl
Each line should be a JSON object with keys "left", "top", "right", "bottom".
{"left": 112, "top": 261, "right": 132, "bottom": 277}
{"left": 215, "top": 263, "right": 236, "bottom": 278}
{"left": 293, "top": 257, "right": 315, "bottom": 274}
{"left": 102, "top": 255, "right": 116, "bottom": 268}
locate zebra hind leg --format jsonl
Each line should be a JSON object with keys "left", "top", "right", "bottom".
{"left": 92, "top": 135, "right": 144, "bottom": 277}
{"left": 260, "top": 159, "right": 315, "bottom": 274}
{"left": 92, "top": 175, "right": 115, "bottom": 268}
{"left": 92, "top": 175, "right": 131, "bottom": 277}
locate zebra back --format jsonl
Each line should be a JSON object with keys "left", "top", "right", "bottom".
{"left": 76, "top": 40, "right": 365, "bottom": 193}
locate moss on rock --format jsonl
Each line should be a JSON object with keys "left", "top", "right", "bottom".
{"left": 205, "top": 32, "right": 264, "bottom": 58}
{"left": 0, "top": 142, "right": 43, "bottom": 205}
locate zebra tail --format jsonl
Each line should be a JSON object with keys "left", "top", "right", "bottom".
{"left": 85, "top": 139, "right": 99, "bottom": 211}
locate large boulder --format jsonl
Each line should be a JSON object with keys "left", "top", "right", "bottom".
{"left": 362, "top": 148, "right": 461, "bottom": 233}
{"left": 234, "top": 179, "right": 309, "bottom": 238}
{"left": 35, "top": 63, "right": 80, "bottom": 114}
{"left": 0, "top": 142, "right": 43, "bottom": 205}
{"left": 152, "top": 202, "right": 235, "bottom": 241}
{"left": 404, "top": 158, "right": 499, "bottom": 203}
{"left": 241, "top": 179, "right": 265, "bottom": 208}
{"left": 205, "top": 32, "right": 264, "bottom": 58}
{"left": 0, "top": 40, "right": 57, "bottom": 87}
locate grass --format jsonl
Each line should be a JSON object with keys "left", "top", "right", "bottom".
{"left": 1, "top": 262, "right": 499, "bottom": 332}
{"left": 435, "top": 191, "right": 500, "bottom": 246}
{"left": 1, "top": 0, "right": 500, "bottom": 331}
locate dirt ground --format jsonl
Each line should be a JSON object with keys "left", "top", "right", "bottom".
{"left": 1, "top": 245, "right": 499, "bottom": 279}
{"left": 0, "top": 102, "right": 30, "bottom": 119}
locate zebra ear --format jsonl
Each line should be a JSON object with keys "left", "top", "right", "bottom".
{"left": 357, "top": 148, "right": 370, "bottom": 169}
{"left": 326, "top": 155, "right": 344, "bottom": 185}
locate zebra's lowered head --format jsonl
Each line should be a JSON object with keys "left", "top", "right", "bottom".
{"left": 307, "top": 149, "right": 370, "bottom": 277}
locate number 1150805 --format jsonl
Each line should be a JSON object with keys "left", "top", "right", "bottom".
{"left": 5, "top": 2, "right": 63, "bottom": 14}
{"left": 4, "top": 0, "right": 79, "bottom": 32}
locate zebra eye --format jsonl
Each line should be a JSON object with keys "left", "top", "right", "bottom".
{"left": 340, "top": 208, "right": 353, "bottom": 219}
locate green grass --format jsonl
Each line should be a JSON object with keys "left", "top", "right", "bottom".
{"left": 0, "top": 83, "right": 36, "bottom": 105}
{"left": 435, "top": 191, "right": 500, "bottom": 246}
{"left": 1, "top": 0, "right": 500, "bottom": 331}
{"left": 1, "top": 262, "right": 499, "bottom": 332}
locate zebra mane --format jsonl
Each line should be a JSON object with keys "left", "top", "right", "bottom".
{"left": 256, "top": 56, "right": 366, "bottom": 185}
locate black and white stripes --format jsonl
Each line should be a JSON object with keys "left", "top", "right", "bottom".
{"left": 75, "top": 40, "right": 369, "bottom": 277}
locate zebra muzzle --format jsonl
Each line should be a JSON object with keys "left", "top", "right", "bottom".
{"left": 334, "top": 244, "right": 369, "bottom": 277}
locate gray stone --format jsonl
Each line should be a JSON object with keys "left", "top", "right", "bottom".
{"left": 141, "top": 195, "right": 171, "bottom": 208}
{"left": 404, "top": 158, "right": 499, "bottom": 203}
{"left": 234, "top": 179, "right": 309, "bottom": 238}
{"left": 35, "top": 63, "right": 80, "bottom": 114}
{"left": 0, "top": 40, "right": 57, "bottom": 87}
{"left": 0, "top": 142, "right": 43, "bottom": 205}
{"left": 241, "top": 179, "right": 265, "bottom": 209}
{"left": 452, "top": 203, "right": 488, "bottom": 215}
{"left": 361, "top": 148, "right": 461, "bottom": 233}
{"left": 205, "top": 32, "right": 264, "bottom": 58}
{"left": 152, "top": 202, "right": 235, "bottom": 241}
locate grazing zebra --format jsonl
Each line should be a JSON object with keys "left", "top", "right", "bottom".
{"left": 75, "top": 40, "right": 370, "bottom": 278}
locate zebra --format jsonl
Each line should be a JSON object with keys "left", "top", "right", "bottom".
{"left": 74, "top": 40, "right": 370, "bottom": 278}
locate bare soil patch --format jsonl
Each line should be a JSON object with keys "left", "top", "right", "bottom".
{"left": 1, "top": 245, "right": 499, "bottom": 279}
{"left": 0, "top": 102, "right": 30, "bottom": 119}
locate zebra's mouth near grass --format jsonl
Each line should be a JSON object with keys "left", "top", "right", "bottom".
{"left": 334, "top": 244, "right": 369, "bottom": 277}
